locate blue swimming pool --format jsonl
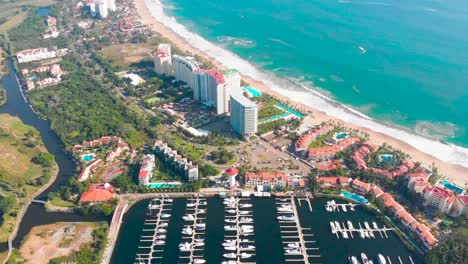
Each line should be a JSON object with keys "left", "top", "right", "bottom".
{"left": 82, "top": 154, "right": 94, "bottom": 162}
{"left": 342, "top": 191, "right": 368, "bottom": 204}
{"left": 440, "top": 180, "right": 464, "bottom": 195}
{"left": 379, "top": 154, "right": 394, "bottom": 163}
{"left": 335, "top": 132, "right": 349, "bottom": 140}
{"left": 243, "top": 86, "right": 262, "bottom": 97}
{"left": 148, "top": 182, "right": 182, "bottom": 188}
{"left": 258, "top": 113, "right": 291, "bottom": 123}
{"left": 275, "top": 104, "right": 305, "bottom": 118}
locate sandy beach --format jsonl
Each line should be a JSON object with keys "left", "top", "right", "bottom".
{"left": 133, "top": 0, "right": 467, "bottom": 187}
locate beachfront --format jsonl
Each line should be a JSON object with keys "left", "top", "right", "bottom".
{"left": 133, "top": 0, "right": 467, "bottom": 187}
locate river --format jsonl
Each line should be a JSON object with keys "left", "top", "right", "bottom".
{"left": 0, "top": 60, "right": 103, "bottom": 252}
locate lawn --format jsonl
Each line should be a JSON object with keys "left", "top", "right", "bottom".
{"left": 100, "top": 42, "right": 154, "bottom": 69}
{"left": 0, "top": 0, "right": 57, "bottom": 33}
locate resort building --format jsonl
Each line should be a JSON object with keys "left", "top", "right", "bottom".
{"left": 105, "top": 142, "right": 130, "bottom": 162}
{"left": 79, "top": 183, "right": 115, "bottom": 202}
{"left": 22, "top": 64, "right": 66, "bottom": 90}
{"left": 351, "top": 179, "right": 372, "bottom": 193}
{"left": 422, "top": 186, "right": 455, "bottom": 214}
{"left": 449, "top": 195, "right": 468, "bottom": 217}
{"left": 193, "top": 69, "right": 228, "bottom": 114}
{"left": 98, "top": 0, "right": 108, "bottom": 18}
{"left": 15, "top": 48, "right": 57, "bottom": 63}
{"left": 223, "top": 69, "right": 241, "bottom": 112}
{"left": 77, "top": 158, "right": 104, "bottom": 182}
{"left": 107, "top": 0, "right": 116, "bottom": 12}
{"left": 154, "top": 140, "right": 199, "bottom": 182}
{"left": 230, "top": 89, "right": 258, "bottom": 138}
{"left": 153, "top": 51, "right": 172, "bottom": 76}
{"left": 317, "top": 176, "right": 349, "bottom": 188}
{"left": 138, "top": 154, "right": 155, "bottom": 186}
{"left": 308, "top": 137, "right": 360, "bottom": 161}
{"left": 351, "top": 143, "right": 375, "bottom": 170}
{"left": 157, "top": 43, "right": 172, "bottom": 62}
{"left": 294, "top": 125, "right": 334, "bottom": 153}
{"left": 244, "top": 172, "right": 288, "bottom": 191}
{"left": 173, "top": 54, "right": 199, "bottom": 89}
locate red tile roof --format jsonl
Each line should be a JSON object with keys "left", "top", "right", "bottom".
{"left": 295, "top": 125, "right": 334, "bottom": 150}
{"left": 458, "top": 195, "right": 468, "bottom": 206}
{"left": 352, "top": 179, "right": 371, "bottom": 193}
{"left": 195, "top": 69, "right": 225, "bottom": 84}
{"left": 225, "top": 167, "right": 239, "bottom": 176}
{"left": 79, "top": 183, "right": 114, "bottom": 202}
{"left": 246, "top": 172, "right": 288, "bottom": 182}
{"left": 424, "top": 186, "right": 454, "bottom": 199}
{"left": 308, "top": 137, "right": 360, "bottom": 159}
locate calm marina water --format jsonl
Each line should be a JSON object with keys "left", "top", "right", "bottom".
{"left": 112, "top": 197, "right": 420, "bottom": 264}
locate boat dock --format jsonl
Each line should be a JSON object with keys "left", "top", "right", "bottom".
{"left": 278, "top": 196, "right": 320, "bottom": 263}
{"left": 134, "top": 197, "right": 173, "bottom": 263}
{"left": 325, "top": 200, "right": 358, "bottom": 212}
{"left": 331, "top": 220, "right": 394, "bottom": 239}
{"left": 179, "top": 195, "right": 207, "bottom": 263}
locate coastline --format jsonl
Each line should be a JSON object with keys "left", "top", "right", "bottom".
{"left": 133, "top": 0, "right": 468, "bottom": 186}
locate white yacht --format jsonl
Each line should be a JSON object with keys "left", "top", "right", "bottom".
{"left": 377, "top": 254, "right": 386, "bottom": 264}
{"left": 330, "top": 222, "right": 336, "bottom": 234}
{"left": 226, "top": 210, "right": 236, "bottom": 214}
{"left": 161, "top": 213, "right": 171, "bottom": 218}
{"left": 240, "top": 253, "right": 252, "bottom": 259}
{"left": 179, "top": 242, "right": 191, "bottom": 251}
{"left": 159, "top": 222, "right": 168, "bottom": 227}
{"left": 156, "top": 235, "right": 166, "bottom": 239}
{"left": 361, "top": 253, "right": 370, "bottom": 264}
{"left": 347, "top": 221, "right": 354, "bottom": 230}
{"left": 239, "top": 211, "right": 250, "bottom": 215}
{"left": 285, "top": 248, "right": 302, "bottom": 254}
{"left": 187, "top": 203, "right": 196, "bottom": 208}
{"left": 223, "top": 253, "right": 237, "bottom": 259}
{"left": 364, "top": 222, "right": 371, "bottom": 230}
{"left": 194, "top": 241, "right": 205, "bottom": 247}
{"left": 157, "top": 229, "right": 166, "bottom": 233}
{"left": 222, "top": 241, "right": 235, "bottom": 247}
{"left": 199, "top": 201, "right": 207, "bottom": 205}
{"left": 349, "top": 256, "right": 359, "bottom": 264}
{"left": 182, "top": 214, "right": 194, "bottom": 221}
{"left": 364, "top": 230, "right": 370, "bottom": 238}
{"left": 193, "top": 259, "right": 206, "bottom": 264}
{"left": 240, "top": 244, "right": 255, "bottom": 250}
{"left": 334, "top": 221, "right": 341, "bottom": 231}
{"left": 224, "top": 246, "right": 237, "bottom": 251}
{"left": 240, "top": 224, "right": 254, "bottom": 229}
{"left": 342, "top": 230, "right": 349, "bottom": 239}
{"left": 225, "top": 218, "right": 236, "bottom": 223}
{"left": 240, "top": 203, "right": 253, "bottom": 208}
{"left": 277, "top": 215, "right": 294, "bottom": 221}
{"left": 239, "top": 217, "right": 253, "bottom": 223}
{"left": 224, "top": 225, "right": 237, "bottom": 231}
{"left": 350, "top": 204, "right": 355, "bottom": 211}
{"left": 369, "top": 230, "right": 375, "bottom": 238}
{"left": 287, "top": 243, "right": 300, "bottom": 248}
{"left": 154, "top": 240, "right": 165, "bottom": 245}
{"left": 359, "top": 230, "right": 365, "bottom": 239}
{"left": 195, "top": 223, "right": 206, "bottom": 231}
{"left": 165, "top": 198, "right": 173, "bottom": 203}
{"left": 373, "top": 222, "right": 379, "bottom": 229}
{"left": 342, "top": 204, "right": 348, "bottom": 212}
{"left": 182, "top": 227, "right": 193, "bottom": 235}
{"left": 197, "top": 209, "right": 206, "bottom": 214}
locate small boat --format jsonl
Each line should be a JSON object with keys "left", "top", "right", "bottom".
{"left": 197, "top": 209, "right": 206, "bottom": 214}
{"left": 224, "top": 225, "right": 237, "bottom": 231}
{"left": 369, "top": 230, "right": 375, "bottom": 238}
{"left": 277, "top": 198, "right": 287, "bottom": 202}
{"left": 194, "top": 242, "right": 205, "bottom": 247}
{"left": 342, "top": 230, "right": 349, "bottom": 239}
{"left": 325, "top": 204, "right": 332, "bottom": 212}
{"left": 226, "top": 210, "right": 236, "bottom": 214}
{"left": 287, "top": 243, "right": 300, "bottom": 248}
{"left": 350, "top": 204, "right": 355, "bottom": 211}
{"left": 195, "top": 224, "right": 206, "bottom": 231}
{"left": 240, "top": 253, "right": 252, "bottom": 259}
{"left": 199, "top": 201, "right": 207, "bottom": 205}
{"left": 277, "top": 215, "right": 294, "bottom": 221}
{"left": 182, "top": 214, "right": 194, "bottom": 221}
{"left": 239, "top": 217, "right": 253, "bottom": 223}
{"left": 342, "top": 204, "right": 348, "bottom": 212}
{"left": 156, "top": 235, "right": 166, "bottom": 239}
{"left": 195, "top": 238, "right": 204, "bottom": 242}
{"left": 334, "top": 221, "right": 341, "bottom": 231}
{"left": 148, "top": 204, "right": 160, "bottom": 209}
{"left": 239, "top": 211, "right": 250, "bottom": 215}
{"left": 349, "top": 256, "right": 359, "bottom": 264}
{"left": 179, "top": 242, "right": 191, "bottom": 251}
{"left": 182, "top": 227, "right": 193, "bottom": 235}
{"left": 154, "top": 240, "right": 165, "bottom": 245}
{"left": 377, "top": 254, "right": 386, "bottom": 264}
{"left": 193, "top": 259, "right": 206, "bottom": 264}
{"left": 223, "top": 253, "right": 237, "bottom": 259}
{"left": 364, "top": 230, "right": 370, "bottom": 238}
{"left": 359, "top": 46, "right": 367, "bottom": 54}
{"left": 161, "top": 213, "right": 171, "bottom": 218}
{"left": 277, "top": 207, "right": 293, "bottom": 213}
{"left": 286, "top": 248, "right": 302, "bottom": 254}
{"left": 359, "top": 230, "right": 365, "bottom": 239}
{"left": 361, "top": 253, "right": 370, "bottom": 264}
{"left": 240, "top": 244, "right": 255, "bottom": 250}
{"left": 225, "top": 219, "right": 236, "bottom": 223}
{"left": 364, "top": 222, "right": 371, "bottom": 230}
{"left": 372, "top": 222, "right": 379, "bottom": 229}
{"left": 221, "top": 261, "right": 236, "bottom": 264}
{"left": 159, "top": 222, "right": 168, "bottom": 227}
{"left": 165, "top": 198, "right": 173, "bottom": 203}
{"left": 240, "top": 224, "right": 254, "bottom": 229}
{"left": 157, "top": 229, "right": 166, "bottom": 233}
{"left": 330, "top": 222, "right": 336, "bottom": 233}
{"left": 347, "top": 220, "right": 354, "bottom": 230}
{"left": 222, "top": 241, "right": 236, "bottom": 247}
{"left": 224, "top": 246, "right": 237, "bottom": 251}
{"left": 187, "top": 203, "right": 196, "bottom": 208}
{"left": 240, "top": 203, "right": 252, "bottom": 208}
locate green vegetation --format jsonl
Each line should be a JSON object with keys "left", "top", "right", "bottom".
{"left": 308, "top": 129, "right": 337, "bottom": 148}
{"left": 0, "top": 0, "right": 57, "bottom": 33}
{"left": 425, "top": 228, "right": 468, "bottom": 264}
{"left": 49, "top": 225, "right": 108, "bottom": 264}
{"left": 367, "top": 144, "right": 409, "bottom": 171}
{"left": 29, "top": 55, "right": 148, "bottom": 147}
{"left": 0, "top": 114, "right": 55, "bottom": 243}
{"left": 258, "top": 105, "right": 283, "bottom": 119}
{"left": 210, "top": 148, "right": 235, "bottom": 165}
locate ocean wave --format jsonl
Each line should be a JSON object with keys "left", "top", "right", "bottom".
{"left": 415, "top": 121, "right": 459, "bottom": 141}
{"left": 217, "top": 36, "right": 256, "bottom": 48}
{"left": 144, "top": 0, "right": 468, "bottom": 168}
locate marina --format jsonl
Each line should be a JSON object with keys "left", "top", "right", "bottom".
{"left": 113, "top": 197, "right": 421, "bottom": 264}
{"left": 330, "top": 220, "right": 394, "bottom": 239}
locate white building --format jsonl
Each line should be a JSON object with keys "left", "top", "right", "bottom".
{"left": 450, "top": 196, "right": 468, "bottom": 217}
{"left": 15, "top": 48, "right": 57, "bottom": 63}
{"left": 230, "top": 89, "right": 258, "bottom": 138}
{"left": 97, "top": 0, "right": 108, "bottom": 18}
{"left": 154, "top": 141, "right": 199, "bottom": 182}
{"left": 138, "top": 154, "right": 155, "bottom": 186}
{"left": 107, "top": 0, "right": 116, "bottom": 11}
{"left": 153, "top": 51, "right": 172, "bottom": 76}
{"left": 222, "top": 69, "right": 241, "bottom": 113}
{"left": 422, "top": 186, "right": 455, "bottom": 214}
{"left": 157, "top": 43, "right": 172, "bottom": 61}
{"left": 173, "top": 55, "right": 199, "bottom": 89}
{"left": 193, "top": 69, "right": 228, "bottom": 114}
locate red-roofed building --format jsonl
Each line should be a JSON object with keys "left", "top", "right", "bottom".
{"left": 294, "top": 125, "right": 334, "bottom": 153}
{"left": 225, "top": 167, "right": 239, "bottom": 189}
{"left": 153, "top": 51, "right": 172, "bottom": 76}
{"left": 449, "top": 195, "right": 468, "bottom": 217}
{"left": 317, "top": 176, "right": 349, "bottom": 188}
{"left": 372, "top": 186, "right": 384, "bottom": 198}
{"left": 79, "top": 183, "right": 115, "bottom": 202}
{"left": 351, "top": 179, "right": 371, "bottom": 193}
{"left": 138, "top": 154, "right": 155, "bottom": 186}
{"left": 288, "top": 176, "right": 309, "bottom": 189}
{"left": 72, "top": 144, "right": 83, "bottom": 153}
{"left": 408, "top": 177, "right": 431, "bottom": 193}
{"left": 245, "top": 172, "right": 289, "bottom": 190}
{"left": 315, "top": 160, "right": 341, "bottom": 171}
{"left": 423, "top": 186, "right": 455, "bottom": 214}
{"left": 308, "top": 137, "right": 360, "bottom": 161}
{"left": 77, "top": 158, "right": 104, "bottom": 182}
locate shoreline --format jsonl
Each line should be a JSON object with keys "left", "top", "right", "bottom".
{"left": 133, "top": 0, "right": 468, "bottom": 187}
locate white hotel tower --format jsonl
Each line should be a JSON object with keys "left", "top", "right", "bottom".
{"left": 173, "top": 54, "right": 200, "bottom": 89}
{"left": 230, "top": 89, "right": 258, "bottom": 138}
{"left": 193, "top": 69, "right": 227, "bottom": 115}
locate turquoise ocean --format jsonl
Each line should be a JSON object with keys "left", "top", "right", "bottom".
{"left": 145, "top": 0, "right": 468, "bottom": 168}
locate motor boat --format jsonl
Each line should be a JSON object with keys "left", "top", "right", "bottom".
{"left": 195, "top": 224, "right": 206, "bottom": 231}
{"left": 193, "top": 259, "right": 206, "bottom": 264}
{"left": 223, "top": 253, "right": 237, "bottom": 259}
{"left": 154, "top": 240, "right": 165, "bottom": 245}
{"left": 159, "top": 222, "right": 168, "bottom": 227}
{"left": 240, "top": 225, "right": 254, "bottom": 229}
{"left": 369, "top": 230, "right": 375, "bottom": 238}
{"left": 325, "top": 204, "right": 332, "bottom": 212}
{"left": 165, "top": 198, "right": 173, "bottom": 203}
{"left": 342, "top": 230, "right": 349, "bottom": 239}
{"left": 239, "top": 211, "right": 250, "bottom": 215}
{"left": 361, "top": 253, "right": 370, "bottom": 264}
{"left": 349, "top": 256, "right": 359, "bottom": 264}
{"left": 194, "top": 241, "right": 205, "bottom": 247}
{"left": 285, "top": 248, "right": 302, "bottom": 254}
{"left": 179, "top": 242, "right": 191, "bottom": 251}
{"left": 187, "top": 203, "right": 196, "bottom": 208}
{"left": 377, "top": 254, "right": 386, "bottom": 264}
{"left": 350, "top": 203, "right": 355, "bottom": 211}
{"left": 182, "top": 214, "right": 194, "bottom": 221}
{"left": 373, "top": 222, "right": 379, "bottom": 229}
{"left": 224, "top": 225, "right": 237, "bottom": 231}
{"left": 226, "top": 210, "right": 236, "bottom": 214}
{"left": 225, "top": 219, "right": 236, "bottom": 223}
{"left": 359, "top": 230, "right": 365, "bottom": 239}
{"left": 221, "top": 261, "right": 236, "bottom": 264}
{"left": 240, "top": 253, "right": 252, "bottom": 259}
{"left": 287, "top": 243, "right": 300, "bottom": 248}
{"left": 364, "top": 230, "right": 370, "bottom": 238}
{"left": 277, "top": 208, "right": 293, "bottom": 213}
{"left": 161, "top": 213, "right": 171, "bottom": 218}
{"left": 240, "top": 244, "right": 255, "bottom": 250}
{"left": 156, "top": 235, "right": 166, "bottom": 239}
{"left": 240, "top": 203, "right": 253, "bottom": 208}
{"left": 330, "top": 222, "right": 336, "bottom": 234}
{"left": 277, "top": 198, "right": 287, "bottom": 202}
{"left": 342, "top": 204, "right": 348, "bottom": 212}
{"left": 182, "top": 227, "right": 193, "bottom": 235}
{"left": 347, "top": 221, "right": 354, "bottom": 230}
{"left": 239, "top": 217, "right": 253, "bottom": 223}
{"left": 364, "top": 222, "right": 371, "bottom": 230}
{"left": 224, "top": 246, "right": 237, "bottom": 251}
{"left": 157, "top": 229, "right": 166, "bottom": 233}
{"left": 148, "top": 204, "right": 160, "bottom": 209}
{"left": 222, "top": 241, "right": 236, "bottom": 247}
{"left": 277, "top": 215, "right": 294, "bottom": 221}
{"left": 199, "top": 201, "right": 207, "bottom": 205}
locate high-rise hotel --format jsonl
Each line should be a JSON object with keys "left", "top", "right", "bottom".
{"left": 173, "top": 55, "right": 200, "bottom": 89}
{"left": 193, "top": 69, "right": 227, "bottom": 114}
{"left": 230, "top": 89, "right": 258, "bottom": 138}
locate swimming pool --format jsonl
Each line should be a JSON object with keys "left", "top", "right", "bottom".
{"left": 440, "top": 180, "right": 464, "bottom": 195}
{"left": 275, "top": 104, "right": 305, "bottom": 118}
{"left": 82, "top": 154, "right": 94, "bottom": 162}
{"left": 148, "top": 182, "right": 182, "bottom": 188}
{"left": 334, "top": 132, "right": 349, "bottom": 140}
{"left": 243, "top": 86, "right": 262, "bottom": 97}
{"left": 342, "top": 191, "right": 368, "bottom": 204}
{"left": 258, "top": 113, "right": 291, "bottom": 123}
{"left": 379, "top": 154, "right": 394, "bottom": 163}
